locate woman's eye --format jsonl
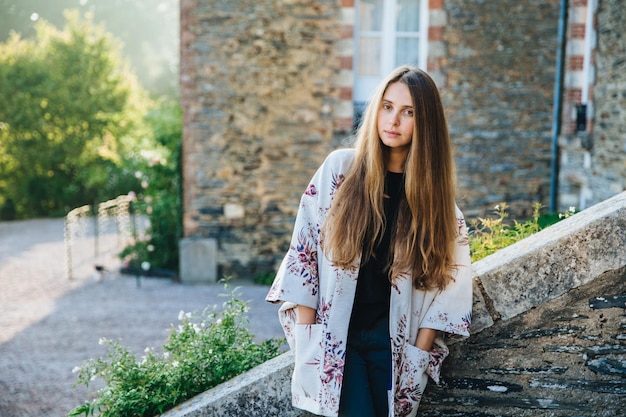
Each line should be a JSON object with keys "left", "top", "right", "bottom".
{"left": 382, "top": 103, "right": 392, "bottom": 110}
{"left": 403, "top": 109, "right": 414, "bottom": 116}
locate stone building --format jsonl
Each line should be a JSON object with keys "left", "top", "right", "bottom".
{"left": 179, "top": 0, "right": 625, "bottom": 281}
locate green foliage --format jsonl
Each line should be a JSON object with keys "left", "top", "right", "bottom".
{"left": 68, "top": 284, "right": 284, "bottom": 417}
{"left": 118, "top": 98, "right": 182, "bottom": 272}
{"left": 254, "top": 271, "right": 277, "bottom": 286}
{"left": 0, "top": 11, "right": 152, "bottom": 218}
{"left": 469, "top": 202, "right": 575, "bottom": 262}
{"left": 0, "top": 0, "right": 179, "bottom": 95}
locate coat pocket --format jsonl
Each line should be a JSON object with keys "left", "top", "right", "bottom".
{"left": 292, "top": 323, "right": 323, "bottom": 403}
{"left": 392, "top": 344, "right": 430, "bottom": 417}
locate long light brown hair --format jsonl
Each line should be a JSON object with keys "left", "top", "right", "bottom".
{"left": 322, "top": 66, "right": 457, "bottom": 290}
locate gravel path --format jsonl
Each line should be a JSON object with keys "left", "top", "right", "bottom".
{"left": 0, "top": 218, "right": 284, "bottom": 417}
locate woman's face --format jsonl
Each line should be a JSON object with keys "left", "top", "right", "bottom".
{"left": 377, "top": 81, "right": 414, "bottom": 152}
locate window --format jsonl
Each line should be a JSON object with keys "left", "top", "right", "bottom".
{"left": 353, "top": 0, "right": 428, "bottom": 105}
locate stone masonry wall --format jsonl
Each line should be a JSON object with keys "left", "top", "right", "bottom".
{"left": 180, "top": 0, "right": 345, "bottom": 279}
{"left": 559, "top": 0, "right": 626, "bottom": 210}
{"left": 442, "top": 0, "right": 560, "bottom": 217}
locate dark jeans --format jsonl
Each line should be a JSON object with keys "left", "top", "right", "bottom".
{"left": 338, "top": 318, "right": 391, "bottom": 417}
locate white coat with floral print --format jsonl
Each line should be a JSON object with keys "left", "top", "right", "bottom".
{"left": 266, "top": 149, "right": 472, "bottom": 417}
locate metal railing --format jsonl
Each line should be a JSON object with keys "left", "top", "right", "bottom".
{"left": 64, "top": 195, "right": 133, "bottom": 280}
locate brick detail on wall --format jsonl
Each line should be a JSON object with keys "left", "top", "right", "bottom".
{"left": 566, "top": 87, "right": 583, "bottom": 104}
{"left": 335, "top": 0, "right": 355, "bottom": 132}
{"left": 570, "top": 22, "right": 586, "bottom": 38}
{"left": 568, "top": 55, "right": 585, "bottom": 70}
{"left": 558, "top": 0, "right": 625, "bottom": 211}
{"left": 427, "top": 0, "right": 447, "bottom": 86}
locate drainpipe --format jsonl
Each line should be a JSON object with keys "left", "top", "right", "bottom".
{"left": 549, "top": 0, "right": 568, "bottom": 213}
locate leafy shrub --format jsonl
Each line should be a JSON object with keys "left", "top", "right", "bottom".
{"left": 469, "top": 202, "right": 575, "bottom": 262}
{"left": 254, "top": 271, "right": 276, "bottom": 286}
{"left": 69, "top": 284, "right": 283, "bottom": 417}
{"left": 0, "top": 11, "right": 152, "bottom": 218}
{"left": 118, "top": 99, "right": 182, "bottom": 272}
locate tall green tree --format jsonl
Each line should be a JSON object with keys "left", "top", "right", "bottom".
{"left": 0, "top": 0, "right": 179, "bottom": 95}
{"left": 0, "top": 10, "right": 153, "bottom": 219}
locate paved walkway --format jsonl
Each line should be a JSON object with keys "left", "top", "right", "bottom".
{"left": 0, "top": 218, "right": 284, "bottom": 417}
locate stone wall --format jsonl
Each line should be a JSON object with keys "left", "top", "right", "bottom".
{"left": 161, "top": 191, "right": 626, "bottom": 417}
{"left": 180, "top": 0, "right": 625, "bottom": 278}
{"left": 559, "top": 0, "right": 626, "bottom": 210}
{"left": 442, "top": 0, "right": 560, "bottom": 217}
{"left": 180, "top": 0, "right": 346, "bottom": 279}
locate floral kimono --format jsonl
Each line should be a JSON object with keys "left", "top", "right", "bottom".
{"left": 266, "top": 149, "right": 473, "bottom": 417}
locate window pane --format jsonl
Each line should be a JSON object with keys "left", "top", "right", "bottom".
{"left": 395, "top": 37, "right": 419, "bottom": 67}
{"left": 359, "top": 0, "right": 383, "bottom": 31}
{"left": 396, "top": 0, "right": 420, "bottom": 32}
{"left": 359, "top": 36, "right": 381, "bottom": 76}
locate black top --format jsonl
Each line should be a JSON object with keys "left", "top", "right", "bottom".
{"left": 349, "top": 171, "right": 404, "bottom": 330}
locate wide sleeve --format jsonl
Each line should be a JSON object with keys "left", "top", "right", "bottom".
{"left": 265, "top": 167, "right": 324, "bottom": 310}
{"left": 420, "top": 208, "right": 473, "bottom": 338}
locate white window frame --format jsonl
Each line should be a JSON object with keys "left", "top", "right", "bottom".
{"left": 353, "top": 0, "right": 429, "bottom": 104}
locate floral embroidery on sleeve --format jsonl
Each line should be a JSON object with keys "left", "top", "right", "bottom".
{"left": 305, "top": 183, "right": 317, "bottom": 196}
{"left": 285, "top": 224, "right": 319, "bottom": 296}
{"left": 330, "top": 173, "right": 345, "bottom": 196}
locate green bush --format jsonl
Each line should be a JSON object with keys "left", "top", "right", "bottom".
{"left": 69, "top": 284, "right": 284, "bottom": 417}
{"left": 0, "top": 11, "right": 152, "bottom": 219}
{"left": 469, "top": 202, "right": 575, "bottom": 262}
{"left": 118, "top": 99, "right": 182, "bottom": 272}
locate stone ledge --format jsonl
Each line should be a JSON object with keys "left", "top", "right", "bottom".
{"left": 473, "top": 191, "right": 626, "bottom": 321}
{"left": 162, "top": 351, "right": 305, "bottom": 417}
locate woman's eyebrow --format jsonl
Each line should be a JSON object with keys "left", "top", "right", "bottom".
{"left": 382, "top": 99, "right": 413, "bottom": 109}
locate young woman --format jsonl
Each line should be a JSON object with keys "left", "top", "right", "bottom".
{"left": 266, "top": 66, "right": 472, "bottom": 417}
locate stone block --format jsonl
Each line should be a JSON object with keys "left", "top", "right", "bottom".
{"left": 179, "top": 238, "right": 218, "bottom": 284}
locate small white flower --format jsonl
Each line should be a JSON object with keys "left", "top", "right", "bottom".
{"left": 147, "top": 245, "right": 155, "bottom": 252}
{"left": 134, "top": 171, "right": 143, "bottom": 179}
{"left": 494, "top": 204, "right": 500, "bottom": 211}
{"left": 178, "top": 310, "right": 186, "bottom": 321}
{"left": 144, "top": 347, "right": 152, "bottom": 353}
{"left": 141, "top": 261, "right": 150, "bottom": 271}
{"left": 172, "top": 360, "right": 179, "bottom": 367}
{"left": 569, "top": 206, "right": 576, "bottom": 213}
{"left": 193, "top": 324, "right": 201, "bottom": 333}
{"left": 163, "top": 351, "right": 170, "bottom": 358}
{"left": 559, "top": 213, "right": 564, "bottom": 219}
{"left": 98, "top": 337, "right": 108, "bottom": 345}
{"left": 72, "top": 366, "right": 81, "bottom": 374}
